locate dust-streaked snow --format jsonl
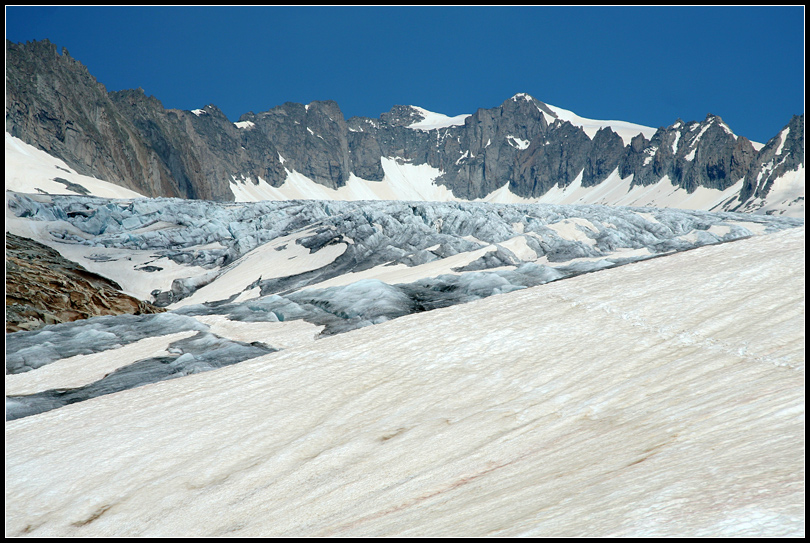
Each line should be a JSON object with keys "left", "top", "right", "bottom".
{"left": 171, "top": 228, "right": 349, "bottom": 308}
{"left": 5, "top": 226, "right": 804, "bottom": 537}
{"left": 191, "top": 314, "right": 323, "bottom": 350}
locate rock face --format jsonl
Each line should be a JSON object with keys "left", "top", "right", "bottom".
{"left": 5, "top": 232, "right": 164, "bottom": 332}
{"left": 5, "top": 40, "right": 184, "bottom": 198}
{"left": 625, "top": 115, "right": 759, "bottom": 192}
{"left": 736, "top": 114, "right": 805, "bottom": 206}
{"left": 5, "top": 39, "right": 804, "bottom": 205}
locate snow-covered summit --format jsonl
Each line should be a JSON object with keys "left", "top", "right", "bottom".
{"left": 406, "top": 106, "right": 471, "bottom": 131}
{"left": 511, "top": 92, "right": 536, "bottom": 102}
{"left": 543, "top": 102, "right": 657, "bottom": 145}
{"left": 504, "top": 92, "right": 657, "bottom": 145}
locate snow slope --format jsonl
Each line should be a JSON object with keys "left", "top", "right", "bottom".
{"left": 5, "top": 133, "right": 145, "bottom": 199}
{"left": 406, "top": 106, "right": 471, "bottom": 131}
{"left": 228, "top": 163, "right": 803, "bottom": 218}
{"left": 543, "top": 102, "right": 658, "bottom": 145}
{"left": 228, "top": 158, "right": 459, "bottom": 203}
{"left": 737, "top": 164, "right": 806, "bottom": 218}
{"left": 6, "top": 127, "right": 800, "bottom": 218}
{"left": 5, "top": 226, "right": 804, "bottom": 537}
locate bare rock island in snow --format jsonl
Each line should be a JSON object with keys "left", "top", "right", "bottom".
{"left": 5, "top": 232, "right": 165, "bottom": 333}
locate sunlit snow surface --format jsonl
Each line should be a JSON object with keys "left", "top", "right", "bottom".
{"left": 5, "top": 226, "right": 804, "bottom": 537}
{"left": 227, "top": 159, "right": 803, "bottom": 218}
{"left": 406, "top": 106, "right": 471, "bottom": 131}
{"left": 543, "top": 102, "right": 658, "bottom": 145}
{"left": 5, "top": 133, "right": 145, "bottom": 199}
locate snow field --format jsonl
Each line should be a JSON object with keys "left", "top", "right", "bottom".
{"left": 406, "top": 106, "right": 471, "bottom": 131}
{"left": 745, "top": 164, "right": 805, "bottom": 217}
{"left": 5, "top": 133, "right": 145, "bottom": 199}
{"left": 190, "top": 314, "right": 323, "bottom": 350}
{"left": 5, "top": 226, "right": 804, "bottom": 537}
{"left": 229, "top": 158, "right": 460, "bottom": 203}
{"left": 169, "top": 228, "right": 348, "bottom": 309}
{"left": 542, "top": 102, "right": 658, "bottom": 145}
{"left": 231, "top": 160, "right": 802, "bottom": 219}
{"left": 529, "top": 170, "right": 747, "bottom": 211}
{"left": 297, "top": 243, "right": 500, "bottom": 291}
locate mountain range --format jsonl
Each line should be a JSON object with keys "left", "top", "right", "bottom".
{"left": 6, "top": 39, "right": 804, "bottom": 217}
{"left": 4, "top": 38, "right": 805, "bottom": 537}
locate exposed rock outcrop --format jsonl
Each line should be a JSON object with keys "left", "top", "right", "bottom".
{"left": 634, "top": 114, "right": 758, "bottom": 192}
{"left": 5, "top": 232, "right": 164, "bottom": 333}
{"left": 5, "top": 40, "right": 184, "bottom": 198}
{"left": 738, "top": 114, "right": 805, "bottom": 204}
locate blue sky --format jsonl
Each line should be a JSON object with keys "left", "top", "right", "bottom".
{"left": 5, "top": 6, "right": 804, "bottom": 144}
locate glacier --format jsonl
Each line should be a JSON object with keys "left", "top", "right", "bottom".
{"left": 5, "top": 188, "right": 804, "bottom": 421}
{"left": 5, "top": 225, "right": 804, "bottom": 537}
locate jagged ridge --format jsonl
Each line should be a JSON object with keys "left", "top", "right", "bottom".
{"left": 5, "top": 39, "right": 804, "bottom": 209}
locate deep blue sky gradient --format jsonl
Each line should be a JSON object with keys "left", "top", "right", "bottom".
{"left": 5, "top": 6, "right": 805, "bottom": 144}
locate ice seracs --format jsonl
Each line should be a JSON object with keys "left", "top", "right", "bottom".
{"left": 4, "top": 95, "right": 804, "bottom": 535}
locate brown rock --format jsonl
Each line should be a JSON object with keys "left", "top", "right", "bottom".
{"left": 5, "top": 233, "right": 164, "bottom": 333}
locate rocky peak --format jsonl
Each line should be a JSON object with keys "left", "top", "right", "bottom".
{"left": 5, "top": 39, "right": 802, "bottom": 209}
{"left": 505, "top": 93, "right": 557, "bottom": 120}
{"left": 379, "top": 105, "right": 426, "bottom": 127}
{"left": 513, "top": 119, "right": 592, "bottom": 197}
{"left": 736, "top": 113, "right": 805, "bottom": 205}
{"left": 110, "top": 87, "right": 166, "bottom": 112}
{"left": 582, "top": 126, "right": 625, "bottom": 187}
{"left": 244, "top": 99, "right": 351, "bottom": 189}
{"left": 5, "top": 39, "right": 189, "bottom": 199}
